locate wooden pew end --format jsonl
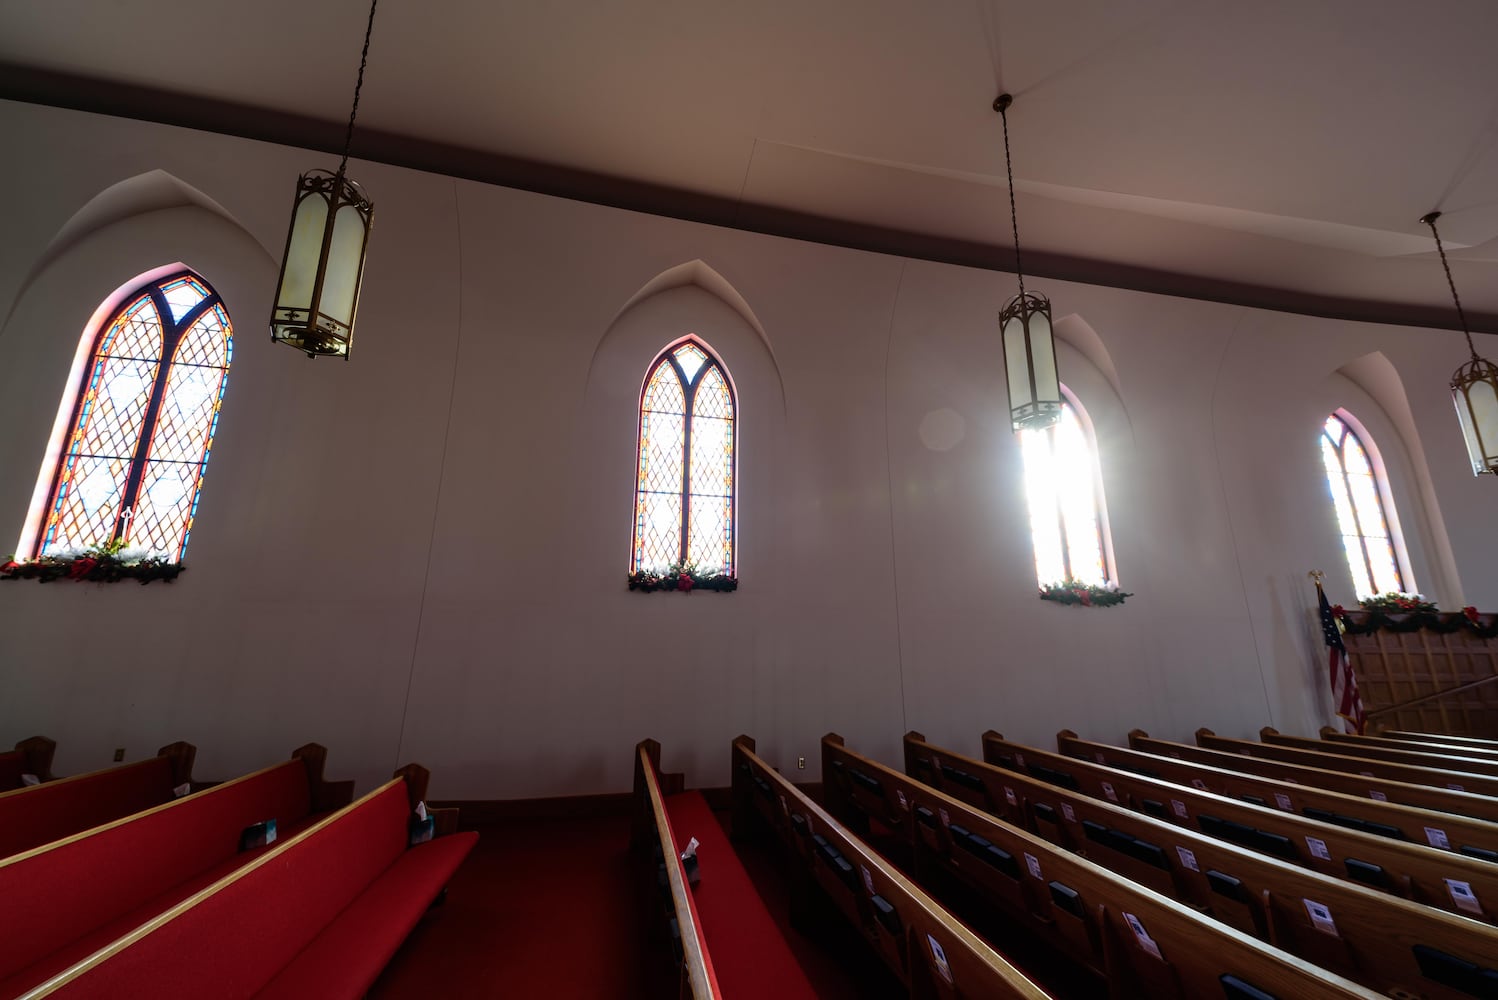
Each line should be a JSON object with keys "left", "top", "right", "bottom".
{"left": 1126, "top": 728, "right": 1150, "bottom": 746}
{"left": 1258, "top": 726, "right": 1280, "bottom": 739}
{"left": 981, "top": 729, "right": 1004, "bottom": 741}
{"left": 822, "top": 732, "right": 845, "bottom": 747}
{"left": 292, "top": 743, "right": 355, "bottom": 811}
{"left": 1056, "top": 728, "right": 1079, "bottom": 744}
{"left": 1318, "top": 725, "right": 1338, "bottom": 738}
{"left": 15, "top": 735, "right": 56, "bottom": 782}
{"left": 732, "top": 734, "right": 755, "bottom": 753}
{"left": 393, "top": 763, "right": 432, "bottom": 811}
{"left": 157, "top": 741, "right": 196, "bottom": 788}
{"left": 905, "top": 729, "right": 926, "bottom": 743}
{"left": 1194, "top": 728, "right": 1216, "bottom": 743}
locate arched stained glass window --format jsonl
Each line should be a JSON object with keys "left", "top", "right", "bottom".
{"left": 1020, "top": 392, "right": 1113, "bottom": 587}
{"left": 33, "top": 271, "right": 232, "bottom": 563}
{"left": 631, "top": 339, "right": 736, "bottom": 576}
{"left": 1320, "top": 412, "right": 1406, "bottom": 599}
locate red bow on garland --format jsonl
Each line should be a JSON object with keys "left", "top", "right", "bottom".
{"left": 677, "top": 573, "right": 694, "bottom": 593}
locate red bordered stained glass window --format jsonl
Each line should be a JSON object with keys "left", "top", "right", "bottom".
{"left": 1320, "top": 412, "right": 1407, "bottom": 599}
{"left": 32, "top": 271, "right": 232, "bottom": 563}
{"left": 631, "top": 339, "right": 736, "bottom": 576}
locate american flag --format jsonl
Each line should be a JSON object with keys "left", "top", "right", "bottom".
{"left": 1318, "top": 583, "right": 1366, "bottom": 734}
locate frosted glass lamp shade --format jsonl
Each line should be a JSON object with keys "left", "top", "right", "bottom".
{"left": 270, "top": 169, "right": 373, "bottom": 359}
{"left": 1001, "top": 290, "right": 1062, "bottom": 432}
{"left": 1452, "top": 355, "right": 1498, "bottom": 475}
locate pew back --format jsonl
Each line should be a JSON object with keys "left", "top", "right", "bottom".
{"left": 1125, "top": 729, "right": 1498, "bottom": 830}
{"left": 26, "top": 775, "right": 475, "bottom": 999}
{"left": 822, "top": 735, "right": 1378, "bottom": 999}
{"left": 734, "top": 736, "right": 1052, "bottom": 1000}
{"left": 980, "top": 731, "right": 1498, "bottom": 924}
{"left": 904, "top": 732, "right": 1498, "bottom": 999}
{"left": 1261, "top": 727, "right": 1498, "bottom": 779}
{"left": 1383, "top": 730, "right": 1498, "bottom": 750}
{"left": 0, "top": 746, "right": 352, "bottom": 996}
{"left": 1196, "top": 729, "right": 1498, "bottom": 798}
{"left": 1323, "top": 727, "right": 1498, "bottom": 762}
{"left": 1053, "top": 730, "right": 1498, "bottom": 861}
{"left": 0, "top": 742, "right": 196, "bottom": 859}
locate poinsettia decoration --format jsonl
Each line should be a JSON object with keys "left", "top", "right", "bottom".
{"left": 1039, "top": 578, "right": 1132, "bottom": 607}
{"left": 628, "top": 562, "right": 736, "bottom": 593}
{"left": 1358, "top": 592, "right": 1437, "bottom": 613}
{"left": 1, "top": 540, "right": 184, "bottom": 585}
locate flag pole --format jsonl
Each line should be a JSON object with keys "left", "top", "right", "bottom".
{"left": 1312, "top": 570, "right": 1366, "bottom": 734}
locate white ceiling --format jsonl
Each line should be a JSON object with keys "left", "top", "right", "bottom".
{"left": 3, "top": 0, "right": 1498, "bottom": 329}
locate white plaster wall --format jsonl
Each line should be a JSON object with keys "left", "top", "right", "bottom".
{"left": 0, "top": 99, "right": 1492, "bottom": 798}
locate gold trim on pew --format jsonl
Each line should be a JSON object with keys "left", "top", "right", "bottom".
{"left": 635, "top": 741, "right": 718, "bottom": 1000}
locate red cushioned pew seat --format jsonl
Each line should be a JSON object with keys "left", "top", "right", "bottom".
{"left": 0, "top": 745, "right": 352, "bottom": 997}
{"left": 28, "top": 775, "right": 477, "bottom": 999}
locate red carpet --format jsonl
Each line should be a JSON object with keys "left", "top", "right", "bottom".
{"left": 368, "top": 812, "right": 667, "bottom": 998}
{"left": 368, "top": 805, "right": 904, "bottom": 998}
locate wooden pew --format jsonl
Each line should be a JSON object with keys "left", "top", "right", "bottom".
{"left": 0, "top": 744, "right": 354, "bottom": 997}
{"left": 1126, "top": 729, "right": 1498, "bottom": 832}
{"left": 980, "top": 731, "right": 1498, "bottom": 924}
{"left": 0, "top": 742, "right": 196, "bottom": 859}
{"left": 0, "top": 737, "right": 56, "bottom": 789}
{"left": 1197, "top": 728, "right": 1498, "bottom": 798}
{"left": 632, "top": 739, "right": 721, "bottom": 1000}
{"left": 904, "top": 732, "right": 1498, "bottom": 999}
{"left": 734, "top": 736, "right": 1054, "bottom": 999}
{"left": 1260, "top": 727, "right": 1498, "bottom": 780}
{"left": 23, "top": 766, "right": 477, "bottom": 999}
{"left": 821, "top": 734, "right": 1379, "bottom": 1000}
{"left": 1055, "top": 729, "right": 1498, "bottom": 861}
{"left": 1320, "top": 726, "right": 1498, "bottom": 762}
{"left": 1382, "top": 730, "right": 1498, "bottom": 750}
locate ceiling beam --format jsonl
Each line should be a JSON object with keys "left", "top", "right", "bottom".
{"left": 1, "top": 61, "right": 1494, "bottom": 337}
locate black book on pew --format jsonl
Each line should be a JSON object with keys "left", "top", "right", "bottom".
{"left": 239, "top": 819, "right": 277, "bottom": 851}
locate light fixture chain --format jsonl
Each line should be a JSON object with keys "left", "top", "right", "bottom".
{"left": 1424, "top": 214, "right": 1478, "bottom": 359}
{"left": 999, "top": 103, "right": 1025, "bottom": 299}
{"left": 337, "top": 0, "right": 380, "bottom": 177}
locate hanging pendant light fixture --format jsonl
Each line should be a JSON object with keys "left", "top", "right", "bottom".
{"left": 1422, "top": 211, "right": 1498, "bottom": 475}
{"left": 269, "top": 0, "right": 379, "bottom": 360}
{"left": 994, "top": 93, "right": 1061, "bottom": 433}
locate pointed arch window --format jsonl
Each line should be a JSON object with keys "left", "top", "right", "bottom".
{"left": 30, "top": 271, "right": 232, "bottom": 563}
{"left": 1020, "top": 390, "right": 1114, "bottom": 587}
{"left": 1320, "top": 412, "right": 1408, "bottom": 599}
{"left": 631, "top": 339, "right": 736, "bottom": 576}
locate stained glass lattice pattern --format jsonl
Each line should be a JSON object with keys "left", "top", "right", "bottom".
{"left": 1321, "top": 413, "right": 1404, "bottom": 599}
{"left": 1020, "top": 399, "right": 1109, "bottom": 587}
{"left": 630, "top": 340, "right": 736, "bottom": 577}
{"left": 34, "top": 273, "right": 232, "bottom": 562}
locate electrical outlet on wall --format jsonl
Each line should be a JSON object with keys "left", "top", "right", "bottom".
{"left": 114, "top": 748, "right": 125, "bottom": 762}
{"left": 798, "top": 756, "right": 806, "bottom": 770}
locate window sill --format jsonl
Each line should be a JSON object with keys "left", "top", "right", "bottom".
{"left": 628, "top": 571, "right": 736, "bottom": 593}
{"left": 1, "top": 556, "right": 185, "bottom": 585}
{"left": 1039, "top": 582, "right": 1131, "bottom": 607}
